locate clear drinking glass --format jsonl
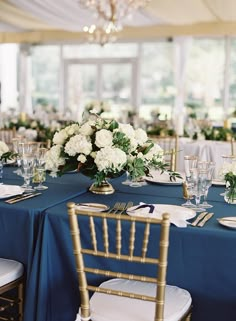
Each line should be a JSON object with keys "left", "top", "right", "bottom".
{"left": 181, "top": 155, "right": 198, "bottom": 207}
{"left": 34, "top": 148, "right": 48, "bottom": 190}
{"left": 20, "top": 154, "right": 35, "bottom": 193}
{"left": 190, "top": 168, "right": 206, "bottom": 212}
{"left": 200, "top": 162, "right": 215, "bottom": 208}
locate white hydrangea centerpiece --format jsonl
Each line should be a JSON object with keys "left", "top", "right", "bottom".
{"left": 45, "top": 118, "right": 180, "bottom": 187}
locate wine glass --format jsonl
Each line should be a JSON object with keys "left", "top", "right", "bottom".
{"left": 200, "top": 162, "right": 215, "bottom": 208}
{"left": 20, "top": 154, "right": 35, "bottom": 193}
{"left": 34, "top": 148, "right": 48, "bottom": 190}
{"left": 12, "top": 137, "right": 24, "bottom": 175}
{"left": 181, "top": 155, "right": 198, "bottom": 207}
{"left": 190, "top": 168, "right": 206, "bottom": 212}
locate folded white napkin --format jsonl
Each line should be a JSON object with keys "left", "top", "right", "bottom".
{"left": 127, "top": 203, "right": 194, "bottom": 228}
{"left": 0, "top": 185, "right": 24, "bottom": 198}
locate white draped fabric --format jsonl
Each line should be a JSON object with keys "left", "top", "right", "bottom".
{"left": 1, "top": 0, "right": 236, "bottom": 42}
{"left": 177, "top": 138, "right": 231, "bottom": 177}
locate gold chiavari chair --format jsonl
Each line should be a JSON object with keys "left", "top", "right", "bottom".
{"left": 149, "top": 135, "right": 179, "bottom": 171}
{"left": 67, "top": 202, "right": 192, "bottom": 321}
{"left": 0, "top": 128, "right": 16, "bottom": 146}
{"left": 0, "top": 258, "right": 24, "bottom": 321}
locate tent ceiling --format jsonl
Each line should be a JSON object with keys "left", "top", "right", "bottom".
{"left": 1, "top": 0, "right": 236, "bottom": 43}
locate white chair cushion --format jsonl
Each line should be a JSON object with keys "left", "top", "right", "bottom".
{"left": 0, "top": 258, "right": 24, "bottom": 287}
{"left": 89, "top": 278, "right": 192, "bottom": 321}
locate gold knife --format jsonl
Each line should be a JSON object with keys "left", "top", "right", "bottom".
{"left": 5, "top": 192, "right": 42, "bottom": 204}
{"left": 197, "top": 212, "right": 214, "bottom": 227}
{"left": 191, "top": 211, "right": 208, "bottom": 227}
{"left": 5, "top": 192, "right": 35, "bottom": 203}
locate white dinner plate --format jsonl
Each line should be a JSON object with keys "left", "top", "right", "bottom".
{"left": 217, "top": 217, "right": 236, "bottom": 229}
{"left": 127, "top": 204, "right": 196, "bottom": 220}
{"left": 145, "top": 176, "right": 183, "bottom": 185}
{"left": 75, "top": 203, "right": 109, "bottom": 212}
{"left": 0, "top": 185, "right": 24, "bottom": 199}
{"left": 212, "top": 179, "right": 225, "bottom": 186}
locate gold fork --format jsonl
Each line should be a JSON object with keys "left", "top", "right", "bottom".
{"left": 117, "top": 202, "right": 127, "bottom": 214}
{"left": 107, "top": 202, "right": 121, "bottom": 214}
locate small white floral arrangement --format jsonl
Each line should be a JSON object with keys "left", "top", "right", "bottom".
{"left": 0, "top": 141, "right": 16, "bottom": 162}
{"left": 219, "top": 159, "right": 236, "bottom": 203}
{"left": 45, "top": 117, "right": 180, "bottom": 186}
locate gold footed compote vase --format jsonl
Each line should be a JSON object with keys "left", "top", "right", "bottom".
{"left": 89, "top": 179, "right": 115, "bottom": 195}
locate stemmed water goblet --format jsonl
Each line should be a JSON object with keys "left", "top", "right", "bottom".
{"left": 189, "top": 168, "right": 206, "bottom": 212}
{"left": 181, "top": 155, "right": 198, "bottom": 207}
{"left": 34, "top": 148, "right": 48, "bottom": 190}
{"left": 200, "top": 162, "right": 215, "bottom": 208}
{"left": 20, "top": 154, "right": 35, "bottom": 193}
{"left": 12, "top": 137, "right": 24, "bottom": 175}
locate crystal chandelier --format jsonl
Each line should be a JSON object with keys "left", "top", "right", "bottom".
{"left": 80, "top": 0, "right": 151, "bottom": 45}
{"left": 83, "top": 23, "right": 118, "bottom": 46}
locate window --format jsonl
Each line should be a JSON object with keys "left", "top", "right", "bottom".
{"left": 31, "top": 45, "right": 60, "bottom": 110}
{"left": 185, "top": 38, "right": 225, "bottom": 120}
{"left": 140, "top": 41, "right": 175, "bottom": 121}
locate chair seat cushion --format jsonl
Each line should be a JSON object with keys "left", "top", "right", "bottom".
{"left": 90, "top": 278, "right": 192, "bottom": 321}
{"left": 0, "top": 258, "right": 24, "bottom": 287}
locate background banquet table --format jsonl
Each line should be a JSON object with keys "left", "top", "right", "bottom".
{"left": 0, "top": 168, "right": 236, "bottom": 321}
{"left": 177, "top": 138, "right": 232, "bottom": 176}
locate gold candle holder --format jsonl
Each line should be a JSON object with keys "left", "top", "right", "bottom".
{"left": 19, "top": 112, "right": 27, "bottom": 122}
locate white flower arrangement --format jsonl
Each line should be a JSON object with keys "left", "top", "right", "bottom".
{"left": 219, "top": 159, "right": 236, "bottom": 203}
{"left": 0, "top": 141, "right": 15, "bottom": 162}
{"left": 45, "top": 117, "right": 180, "bottom": 186}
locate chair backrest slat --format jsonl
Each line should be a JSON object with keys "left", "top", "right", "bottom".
{"left": 116, "top": 218, "right": 122, "bottom": 256}
{"left": 102, "top": 217, "right": 109, "bottom": 254}
{"left": 129, "top": 221, "right": 135, "bottom": 258}
{"left": 142, "top": 222, "right": 150, "bottom": 259}
{"left": 89, "top": 216, "right": 97, "bottom": 252}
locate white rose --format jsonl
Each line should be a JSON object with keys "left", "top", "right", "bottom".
{"left": 95, "top": 129, "right": 113, "bottom": 148}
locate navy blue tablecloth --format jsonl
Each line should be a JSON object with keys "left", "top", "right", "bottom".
{"left": 1, "top": 169, "right": 236, "bottom": 321}
{"left": 38, "top": 177, "right": 236, "bottom": 321}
